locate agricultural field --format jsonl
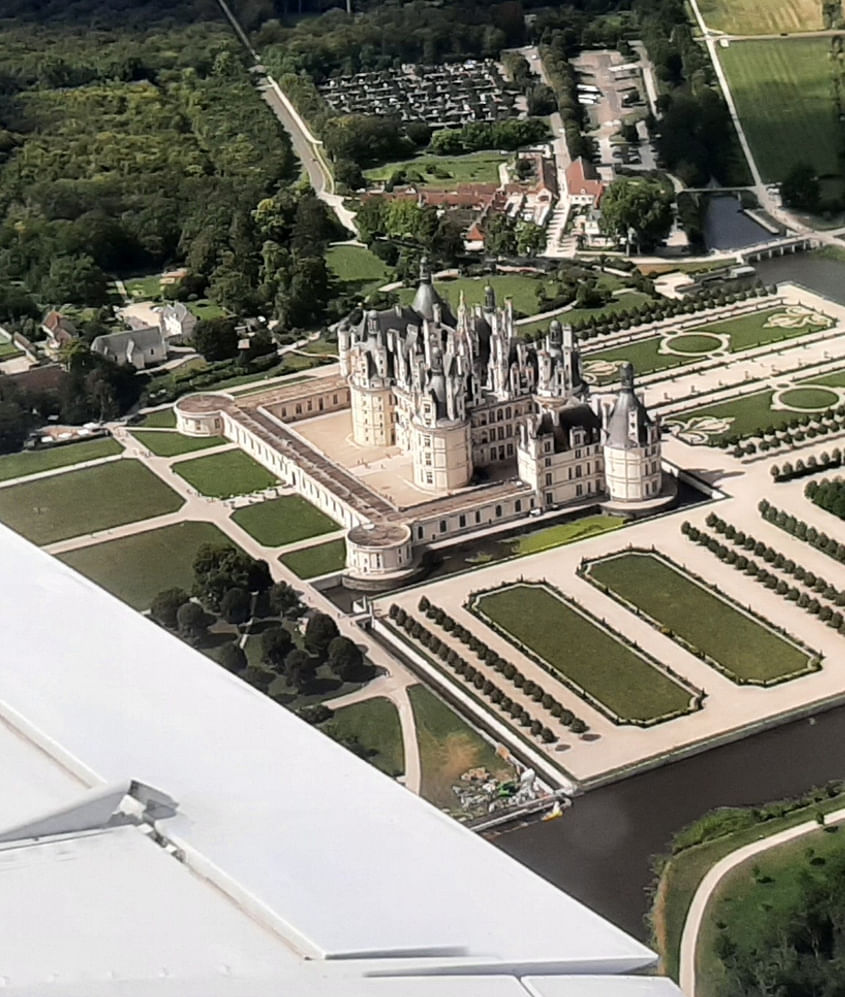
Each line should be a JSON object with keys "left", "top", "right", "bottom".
{"left": 0, "top": 437, "right": 123, "bottom": 483}
{"left": 718, "top": 39, "right": 840, "bottom": 184}
{"left": 586, "top": 552, "right": 814, "bottom": 683}
{"left": 472, "top": 583, "right": 694, "bottom": 723}
{"left": 58, "top": 521, "right": 236, "bottom": 611}
{"left": 697, "top": 0, "right": 823, "bottom": 34}
{"left": 408, "top": 684, "right": 516, "bottom": 811}
{"left": 364, "top": 151, "right": 506, "bottom": 187}
{"left": 0, "top": 460, "right": 183, "bottom": 546}
{"left": 231, "top": 495, "right": 338, "bottom": 547}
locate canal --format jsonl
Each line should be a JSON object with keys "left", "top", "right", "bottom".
{"left": 496, "top": 703, "right": 845, "bottom": 940}
{"left": 755, "top": 251, "right": 845, "bottom": 307}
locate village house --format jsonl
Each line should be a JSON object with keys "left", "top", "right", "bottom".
{"left": 91, "top": 327, "right": 168, "bottom": 369}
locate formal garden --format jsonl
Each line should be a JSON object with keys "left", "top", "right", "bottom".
{"left": 231, "top": 495, "right": 338, "bottom": 548}
{"left": 469, "top": 582, "right": 699, "bottom": 725}
{"left": 172, "top": 449, "right": 279, "bottom": 498}
{"left": 0, "top": 459, "right": 184, "bottom": 546}
{"left": 583, "top": 550, "right": 817, "bottom": 685}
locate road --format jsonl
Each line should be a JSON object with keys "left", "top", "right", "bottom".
{"left": 678, "top": 806, "right": 845, "bottom": 996}
{"left": 214, "top": 0, "right": 358, "bottom": 236}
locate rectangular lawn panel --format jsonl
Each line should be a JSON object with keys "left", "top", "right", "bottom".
{"left": 280, "top": 538, "right": 346, "bottom": 578}
{"left": 327, "top": 697, "right": 404, "bottom": 777}
{"left": 231, "top": 495, "right": 338, "bottom": 547}
{"left": 58, "top": 521, "right": 237, "bottom": 611}
{"left": 586, "top": 552, "right": 813, "bottom": 683}
{"left": 698, "top": 0, "right": 822, "bottom": 34}
{"left": 172, "top": 449, "right": 278, "bottom": 497}
{"left": 325, "top": 245, "right": 389, "bottom": 287}
{"left": 136, "top": 408, "right": 176, "bottom": 428}
{"left": 0, "top": 459, "right": 183, "bottom": 546}
{"left": 718, "top": 39, "right": 839, "bottom": 183}
{"left": 130, "top": 430, "right": 228, "bottom": 457}
{"left": 509, "top": 515, "right": 624, "bottom": 556}
{"left": 364, "top": 151, "right": 505, "bottom": 187}
{"left": 408, "top": 684, "right": 515, "bottom": 812}
{"left": 472, "top": 583, "right": 694, "bottom": 723}
{"left": 0, "top": 437, "right": 123, "bottom": 483}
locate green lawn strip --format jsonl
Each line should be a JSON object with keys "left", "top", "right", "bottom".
{"left": 231, "top": 495, "right": 338, "bottom": 547}
{"left": 585, "top": 551, "right": 813, "bottom": 683}
{"left": 0, "top": 459, "right": 183, "bottom": 546}
{"left": 696, "top": 827, "right": 845, "bottom": 997}
{"left": 325, "top": 697, "right": 404, "bottom": 777}
{"left": 518, "top": 290, "right": 652, "bottom": 339}
{"left": 0, "top": 437, "right": 123, "bottom": 483}
{"left": 472, "top": 583, "right": 694, "bottom": 723}
{"left": 228, "top": 374, "right": 311, "bottom": 397}
{"left": 136, "top": 408, "right": 177, "bottom": 428}
{"left": 364, "top": 150, "right": 505, "bottom": 187}
{"left": 280, "top": 538, "right": 346, "bottom": 578}
{"left": 129, "top": 430, "right": 228, "bottom": 457}
{"left": 172, "top": 449, "right": 278, "bottom": 497}
{"left": 654, "top": 788, "right": 845, "bottom": 982}
{"left": 326, "top": 244, "right": 389, "bottom": 286}
{"left": 509, "top": 515, "right": 624, "bottom": 556}
{"left": 58, "top": 521, "right": 237, "bottom": 611}
{"left": 797, "top": 368, "right": 845, "bottom": 389}
{"left": 718, "top": 38, "right": 839, "bottom": 183}
{"left": 689, "top": 306, "right": 831, "bottom": 352}
{"left": 408, "top": 683, "right": 516, "bottom": 811}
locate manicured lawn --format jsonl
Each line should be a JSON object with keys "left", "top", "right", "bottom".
{"left": 58, "top": 521, "right": 236, "bottom": 610}
{"left": 690, "top": 306, "right": 832, "bottom": 352}
{"left": 408, "top": 684, "right": 515, "bottom": 811}
{"left": 778, "top": 386, "right": 841, "bottom": 410}
{"left": 695, "top": 827, "right": 845, "bottom": 997}
{"left": 518, "top": 290, "right": 652, "bottom": 338}
{"left": 187, "top": 299, "right": 229, "bottom": 320}
{"left": 0, "top": 459, "right": 183, "bottom": 546}
{"left": 666, "top": 333, "right": 722, "bottom": 355}
{"left": 172, "top": 449, "right": 278, "bottom": 497}
{"left": 231, "top": 495, "right": 338, "bottom": 547}
{"left": 280, "top": 538, "right": 346, "bottom": 578}
{"left": 300, "top": 335, "right": 338, "bottom": 356}
{"left": 472, "top": 583, "right": 693, "bottom": 722}
{"left": 509, "top": 515, "right": 624, "bottom": 556}
{"left": 364, "top": 150, "right": 506, "bottom": 187}
{"left": 587, "top": 552, "right": 813, "bottom": 683}
{"left": 124, "top": 273, "right": 162, "bottom": 299}
{"left": 399, "top": 274, "right": 551, "bottom": 316}
{"left": 698, "top": 0, "right": 821, "bottom": 33}
{"left": 0, "top": 437, "right": 123, "bottom": 483}
{"left": 584, "top": 337, "right": 693, "bottom": 384}
{"left": 129, "top": 430, "right": 228, "bottom": 457}
{"left": 667, "top": 390, "right": 783, "bottom": 443}
{"left": 326, "top": 245, "right": 389, "bottom": 288}
{"left": 136, "top": 408, "right": 176, "bottom": 428}
{"left": 328, "top": 697, "right": 404, "bottom": 777}
{"left": 719, "top": 39, "right": 839, "bottom": 183}
{"left": 798, "top": 368, "right": 845, "bottom": 389}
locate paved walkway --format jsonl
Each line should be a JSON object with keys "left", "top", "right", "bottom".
{"left": 678, "top": 806, "right": 845, "bottom": 996}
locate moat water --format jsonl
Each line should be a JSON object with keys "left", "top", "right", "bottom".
{"left": 702, "top": 193, "right": 777, "bottom": 251}
{"left": 497, "top": 705, "right": 845, "bottom": 940}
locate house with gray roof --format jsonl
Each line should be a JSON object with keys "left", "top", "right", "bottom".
{"left": 91, "top": 326, "right": 168, "bottom": 369}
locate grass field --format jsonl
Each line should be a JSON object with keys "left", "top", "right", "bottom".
{"left": 587, "top": 552, "right": 813, "bottom": 683}
{"left": 136, "top": 408, "right": 176, "bottom": 428}
{"left": 399, "top": 275, "right": 551, "bottom": 316}
{"left": 124, "top": 273, "right": 162, "bottom": 299}
{"left": 172, "top": 449, "right": 278, "bottom": 497}
{"left": 779, "top": 386, "right": 841, "bottom": 409}
{"left": 798, "top": 367, "right": 845, "bottom": 388}
{"left": 407, "top": 684, "right": 515, "bottom": 811}
{"left": 364, "top": 151, "right": 506, "bottom": 187}
{"left": 698, "top": 0, "right": 822, "bottom": 33}
{"left": 509, "top": 515, "right": 623, "bottom": 556}
{"left": 328, "top": 697, "right": 404, "bottom": 777}
{"left": 695, "top": 826, "right": 845, "bottom": 997}
{"left": 692, "top": 306, "right": 831, "bottom": 350}
{"left": 518, "top": 290, "right": 653, "bottom": 339}
{"left": 473, "top": 583, "right": 693, "bottom": 722}
{"left": 669, "top": 390, "right": 800, "bottom": 442}
{"left": 719, "top": 39, "right": 840, "bottom": 183}
{"left": 129, "top": 430, "right": 228, "bottom": 457}
{"left": 0, "top": 459, "right": 183, "bottom": 546}
{"left": 231, "top": 495, "right": 338, "bottom": 547}
{"left": 0, "top": 437, "right": 123, "bottom": 483}
{"left": 58, "top": 521, "right": 236, "bottom": 610}
{"left": 280, "top": 538, "right": 346, "bottom": 578}
{"left": 187, "top": 299, "right": 228, "bottom": 320}
{"left": 326, "top": 245, "right": 389, "bottom": 290}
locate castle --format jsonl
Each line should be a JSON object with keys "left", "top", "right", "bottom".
{"left": 176, "top": 267, "right": 666, "bottom": 588}
{"left": 338, "top": 265, "right": 663, "bottom": 508}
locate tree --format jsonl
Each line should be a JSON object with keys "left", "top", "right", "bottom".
{"left": 261, "top": 625, "right": 293, "bottom": 670}
{"left": 516, "top": 221, "right": 547, "bottom": 257}
{"left": 780, "top": 162, "right": 820, "bottom": 212}
{"left": 220, "top": 586, "right": 251, "bottom": 625}
{"left": 304, "top": 612, "right": 339, "bottom": 659}
{"left": 246, "top": 559, "right": 273, "bottom": 594}
{"left": 269, "top": 580, "right": 304, "bottom": 618}
{"left": 326, "top": 635, "right": 366, "bottom": 681}
{"left": 193, "top": 544, "right": 267, "bottom": 612}
{"left": 176, "top": 601, "right": 208, "bottom": 645}
{"left": 599, "top": 178, "right": 674, "bottom": 253}
{"left": 192, "top": 318, "right": 239, "bottom": 361}
{"left": 150, "top": 587, "right": 190, "bottom": 629}
{"left": 219, "top": 641, "right": 247, "bottom": 674}
{"left": 483, "top": 212, "right": 517, "bottom": 257}
{"left": 283, "top": 647, "right": 316, "bottom": 690}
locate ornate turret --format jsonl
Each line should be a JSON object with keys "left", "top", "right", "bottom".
{"left": 605, "top": 363, "right": 653, "bottom": 450}
{"left": 602, "top": 362, "right": 662, "bottom": 503}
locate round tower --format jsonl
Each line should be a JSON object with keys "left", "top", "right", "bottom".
{"left": 602, "top": 363, "right": 662, "bottom": 502}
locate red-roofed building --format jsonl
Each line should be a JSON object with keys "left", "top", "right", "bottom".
{"left": 564, "top": 157, "right": 606, "bottom": 209}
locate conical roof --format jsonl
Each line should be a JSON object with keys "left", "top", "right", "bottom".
{"left": 410, "top": 260, "right": 455, "bottom": 325}
{"left": 605, "top": 363, "right": 653, "bottom": 449}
